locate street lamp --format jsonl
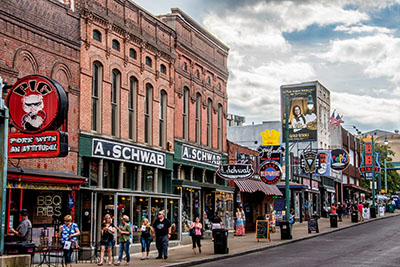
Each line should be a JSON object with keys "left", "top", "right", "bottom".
{"left": 307, "top": 93, "right": 314, "bottom": 110}
{"left": 285, "top": 90, "right": 291, "bottom": 229}
{"left": 384, "top": 136, "right": 388, "bottom": 194}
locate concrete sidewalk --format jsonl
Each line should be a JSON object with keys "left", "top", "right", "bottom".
{"left": 59, "top": 210, "right": 400, "bottom": 267}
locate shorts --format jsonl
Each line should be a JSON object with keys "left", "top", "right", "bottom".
{"left": 100, "top": 240, "right": 114, "bottom": 247}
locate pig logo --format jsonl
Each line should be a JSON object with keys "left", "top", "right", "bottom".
{"left": 21, "top": 94, "right": 47, "bottom": 131}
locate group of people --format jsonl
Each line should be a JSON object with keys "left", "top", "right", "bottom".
{"left": 330, "top": 200, "right": 366, "bottom": 222}
{"left": 97, "top": 210, "right": 172, "bottom": 265}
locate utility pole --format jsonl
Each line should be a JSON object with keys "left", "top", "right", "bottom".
{"left": 285, "top": 90, "right": 291, "bottom": 228}
{"left": 0, "top": 76, "right": 9, "bottom": 255}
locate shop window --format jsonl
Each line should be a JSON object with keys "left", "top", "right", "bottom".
{"left": 182, "top": 87, "right": 189, "bottom": 140}
{"left": 142, "top": 167, "right": 154, "bottom": 192}
{"left": 80, "top": 191, "right": 92, "bottom": 247}
{"left": 193, "top": 168, "right": 202, "bottom": 182}
{"left": 117, "top": 195, "right": 132, "bottom": 243}
{"left": 159, "top": 90, "right": 167, "bottom": 148}
{"left": 207, "top": 98, "right": 212, "bottom": 147}
{"left": 111, "top": 69, "right": 121, "bottom": 137}
{"left": 144, "top": 83, "right": 153, "bottom": 144}
{"left": 145, "top": 56, "right": 152, "bottom": 67}
{"left": 181, "top": 188, "right": 201, "bottom": 233}
{"left": 112, "top": 39, "right": 120, "bottom": 51}
{"left": 167, "top": 199, "right": 180, "bottom": 240}
{"left": 101, "top": 194, "right": 115, "bottom": 220}
{"left": 93, "top": 29, "right": 102, "bottom": 42}
{"left": 217, "top": 104, "right": 223, "bottom": 150}
{"left": 81, "top": 157, "right": 99, "bottom": 187}
{"left": 157, "top": 169, "right": 170, "bottom": 194}
{"left": 160, "top": 64, "right": 167, "bottom": 74}
{"left": 92, "top": 61, "right": 103, "bottom": 132}
{"left": 123, "top": 163, "right": 136, "bottom": 190}
{"left": 195, "top": 93, "right": 201, "bottom": 144}
{"left": 128, "top": 76, "right": 137, "bottom": 140}
{"left": 132, "top": 197, "right": 150, "bottom": 242}
{"left": 204, "top": 191, "right": 215, "bottom": 230}
{"left": 129, "top": 48, "right": 137, "bottom": 59}
{"left": 205, "top": 170, "right": 214, "bottom": 184}
{"left": 151, "top": 198, "right": 165, "bottom": 223}
{"left": 103, "top": 160, "right": 118, "bottom": 189}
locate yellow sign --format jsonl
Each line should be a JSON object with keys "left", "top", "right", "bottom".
{"left": 381, "top": 189, "right": 387, "bottom": 194}
{"left": 7, "top": 181, "right": 73, "bottom": 191}
{"left": 260, "top": 129, "right": 281, "bottom": 145}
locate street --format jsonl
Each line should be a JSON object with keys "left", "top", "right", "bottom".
{"left": 197, "top": 215, "right": 400, "bottom": 267}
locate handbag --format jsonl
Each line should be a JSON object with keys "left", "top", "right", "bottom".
{"left": 189, "top": 227, "right": 196, "bottom": 236}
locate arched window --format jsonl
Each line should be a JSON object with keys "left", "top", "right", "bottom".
{"left": 217, "top": 104, "right": 223, "bottom": 150}
{"left": 195, "top": 69, "right": 200, "bottom": 79}
{"left": 195, "top": 93, "right": 202, "bottom": 144}
{"left": 111, "top": 69, "right": 121, "bottom": 137}
{"left": 159, "top": 90, "right": 167, "bottom": 148}
{"left": 182, "top": 87, "right": 189, "bottom": 140}
{"left": 129, "top": 48, "right": 137, "bottom": 59}
{"left": 92, "top": 61, "right": 103, "bottom": 132}
{"left": 207, "top": 76, "right": 211, "bottom": 85}
{"left": 145, "top": 56, "right": 152, "bottom": 67}
{"left": 207, "top": 98, "right": 212, "bottom": 147}
{"left": 112, "top": 39, "right": 120, "bottom": 51}
{"left": 145, "top": 83, "right": 153, "bottom": 144}
{"left": 128, "top": 77, "right": 137, "bottom": 140}
{"left": 183, "top": 62, "right": 188, "bottom": 72}
{"left": 160, "top": 64, "right": 167, "bottom": 74}
{"left": 93, "top": 29, "right": 102, "bottom": 42}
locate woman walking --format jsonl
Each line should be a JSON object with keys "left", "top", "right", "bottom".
{"left": 59, "top": 215, "right": 80, "bottom": 267}
{"left": 99, "top": 214, "right": 115, "bottom": 266}
{"left": 115, "top": 215, "right": 132, "bottom": 265}
{"left": 189, "top": 217, "right": 202, "bottom": 254}
{"left": 140, "top": 218, "right": 152, "bottom": 260}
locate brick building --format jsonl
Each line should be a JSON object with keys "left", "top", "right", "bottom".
{"left": 0, "top": 0, "right": 84, "bottom": 249}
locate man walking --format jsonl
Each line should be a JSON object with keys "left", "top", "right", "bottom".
{"left": 152, "top": 211, "right": 171, "bottom": 260}
{"left": 10, "top": 209, "right": 32, "bottom": 242}
{"left": 357, "top": 202, "right": 364, "bottom": 222}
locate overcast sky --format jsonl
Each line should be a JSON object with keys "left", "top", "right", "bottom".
{"left": 135, "top": 0, "right": 400, "bottom": 134}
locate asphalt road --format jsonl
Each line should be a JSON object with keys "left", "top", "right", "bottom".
{"left": 197, "top": 215, "right": 400, "bottom": 267}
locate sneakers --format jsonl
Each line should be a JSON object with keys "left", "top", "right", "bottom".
{"left": 156, "top": 256, "right": 163, "bottom": 259}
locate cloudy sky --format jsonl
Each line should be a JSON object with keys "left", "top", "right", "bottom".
{"left": 135, "top": 0, "right": 400, "bottom": 133}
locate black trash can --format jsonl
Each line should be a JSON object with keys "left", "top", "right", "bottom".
{"left": 280, "top": 221, "right": 292, "bottom": 240}
{"left": 370, "top": 206, "right": 376, "bottom": 218}
{"left": 4, "top": 242, "right": 36, "bottom": 263}
{"left": 213, "top": 229, "right": 229, "bottom": 254}
{"left": 351, "top": 210, "right": 358, "bottom": 223}
{"left": 329, "top": 213, "right": 338, "bottom": 227}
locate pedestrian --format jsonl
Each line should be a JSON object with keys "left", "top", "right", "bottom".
{"left": 151, "top": 211, "right": 171, "bottom": 260}
{"left": 99, "top": 214, "right": 115, "bottom": 266}
{"left": 58, "top": 215, "right": 80, "bottom": 267}
{"left": 239, "top": 206, "right": 246, "bottom": 229}
{"left": 140, "top": 218, "right": 152, "bottom": 260}
{"left": 235, "top": 208, "right": 245, "bottom": 236}
{"left": 342, "top": 202, "right": 347, "bottom": 218}
{"left": 357, "top": 202, "right": 364, "bottom": 222}
{"left": 189, "top": 216, "right": 202, "bottom": 254}
{"left": 330, "top": 203, "right": 336, "bottom": 214}
{"left": 115, "top": 215, "right": 132, "bottom": 266}
{"left": 10, "top": 209, "right": 32, "bottom": 242}
{"left": 289, "top": 209, "right": 295, "bottom": 224}
{"left": 337, "top": 202, "right": 343, "bottom": 222}
{"left": 346, "top": 200, "right": 351, "bottom": 218}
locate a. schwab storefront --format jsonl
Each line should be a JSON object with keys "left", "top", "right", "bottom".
{"left": 172, "top": 141, "right": 234, "bottom": 242}
{"left": 78, "top": 134, "right": 181, "bottom": 247}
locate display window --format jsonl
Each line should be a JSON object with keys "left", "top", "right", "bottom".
{"left": 180, "top": 187, "right": 201, "bottom": 232}
{"left": 167, "top": 199, "right": 179, "bottom": 240}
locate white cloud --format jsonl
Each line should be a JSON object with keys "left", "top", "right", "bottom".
{"left": 334, "top": 25, "right": 394, "bottom": 34}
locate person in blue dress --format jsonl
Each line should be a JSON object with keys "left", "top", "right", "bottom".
{"left": 58, "top": 215, "right": 80, "bottom": 267}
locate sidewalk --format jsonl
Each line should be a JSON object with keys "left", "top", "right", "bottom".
{"left": 66, "top": 210, "right": 400, "bottom": 267}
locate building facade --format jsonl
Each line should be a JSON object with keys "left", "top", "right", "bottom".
{"left": 1, "top": 0, "right": 85, "bottom": 249}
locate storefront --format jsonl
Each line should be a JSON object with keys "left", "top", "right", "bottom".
{"left": 172, "top": 141, "right": 234, "bottom": 240}
{"left": 320, "top": 177, "right": 336, "bottom": 217}
{"left": 78, "top": 134, "right": 180, "bottom": 246}
{"left": 234, "top": 177, "right": 282, "bottom": 231}
{"left": 5, "top": 168, "right": 86, "bottom": 247}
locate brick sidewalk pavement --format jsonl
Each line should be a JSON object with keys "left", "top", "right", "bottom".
{"left": 45, "top": 210, "right": 399, "bottom": 267}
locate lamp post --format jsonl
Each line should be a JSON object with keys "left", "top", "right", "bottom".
{"left": 372, "top": 134, "right": 376, "bottom": 209}
{"left": 384, "top": 136, "right": 388, "bottom": 194}
{"left": 285, "top": 90, "right": 291, "bottom": 228}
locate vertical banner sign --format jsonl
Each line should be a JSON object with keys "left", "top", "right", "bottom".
{"left": 281, "top": 86, "right": 317, "bottom": 142}
{"left": 360, "top": 138, "right": 380, "bottom": 179}
{"left": 258, "top": 129, "right": 283, "bottom": 166}
{"left": 315, "top": 151, "right": 331, "bottom": 176}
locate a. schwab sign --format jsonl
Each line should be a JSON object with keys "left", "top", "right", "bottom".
{"left": 181, "top": 144, "right": 221, "bottom": 167}
{"left": 92, "top": 138, "right": 166, "bottom": 168}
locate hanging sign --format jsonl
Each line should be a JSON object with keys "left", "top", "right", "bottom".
{"left": 315, "top": 151, "right": 331, "bottom": 176}
{"left": 6, "top": 75, "right": 69, "bottom": 158}
{"left": 330, "top": 149, "right": 350, "bottom": 171}
{"left": 260, "top": 161, "right": 282, "bottom": 184}
{"left": 300, "top": 151, "right": 320, "bottom": 174}
{"left": 217, "top": 164, "right": 254, "bottom": 180}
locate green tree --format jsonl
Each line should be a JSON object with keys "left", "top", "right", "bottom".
{"left": 361, "top": 141, "right": 400, "bottom": 195}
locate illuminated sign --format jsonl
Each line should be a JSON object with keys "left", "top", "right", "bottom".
{"left": 260, "top": 161, "right": 282, "bottom": 184}
{"left": 330, "top": 149, "right": 350, "bottom": 171}
{"left": 217, "top": 164, "right": 254, "bottom": 180}
{"left": 301, "top": 151, "right": 320, "bottom": 173}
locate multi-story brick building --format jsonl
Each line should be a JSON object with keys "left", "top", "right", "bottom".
{"left": 0, "top": 0, "right": 84, "bottom": 249}
{"left": 158, "top": 9, "right": 233, "bottom": 239}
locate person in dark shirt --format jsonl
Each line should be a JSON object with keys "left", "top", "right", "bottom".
{"left": 151, "top": 211, "right": 171, "bottom": 260}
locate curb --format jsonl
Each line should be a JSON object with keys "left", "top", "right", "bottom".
{"left": 165, "top": 212, "right": 400, "bottom": 267}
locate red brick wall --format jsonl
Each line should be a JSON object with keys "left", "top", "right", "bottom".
{"left": 1, "top": 0, "right": 80, "bottom": 173}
